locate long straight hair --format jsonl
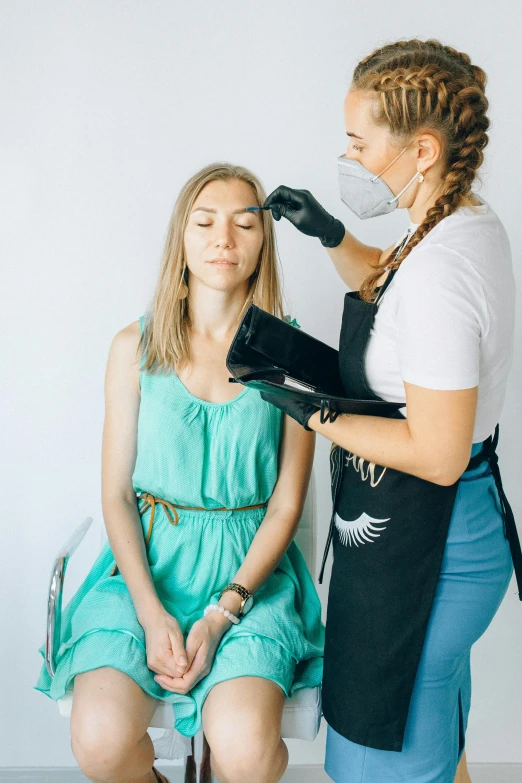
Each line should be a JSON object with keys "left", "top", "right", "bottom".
{"left": 139, "top": 162, "right": 285, "bottom": 373}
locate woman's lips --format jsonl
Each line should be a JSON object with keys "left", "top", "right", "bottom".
{"left": 208, "top": 259, "right": 237, "bottom": 266}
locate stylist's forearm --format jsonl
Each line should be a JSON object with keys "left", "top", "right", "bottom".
{"left": 308, "top": 412, "right": 448, "bottom": 485}
{"left": 102, "top": 498, "right": 164, "bottom": 622}
{"left": 326, "top": 230, "right": 382, "bottom": 290}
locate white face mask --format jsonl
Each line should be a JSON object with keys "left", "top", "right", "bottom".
{"left": 338, "top": 146, "right": 424, "bottom": 219}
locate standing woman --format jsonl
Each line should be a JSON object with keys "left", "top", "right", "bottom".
{"left": 260, "top": 39, "right": 521, "bottom": 782}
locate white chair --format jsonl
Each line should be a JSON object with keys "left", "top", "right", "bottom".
{"left": 45, "top": 474, "right": 322, "bottom": 780}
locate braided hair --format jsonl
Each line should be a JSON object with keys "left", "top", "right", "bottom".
{"left": 352, "top": 39, "right": 490, "bottom": 303}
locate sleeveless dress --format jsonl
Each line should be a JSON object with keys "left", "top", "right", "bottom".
{"left": 34, "top": 314, "right": 325, "bottom": 737}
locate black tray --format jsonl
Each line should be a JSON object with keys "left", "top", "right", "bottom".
{"left": 226, "top": 304, "right": 404, "bottom": 423}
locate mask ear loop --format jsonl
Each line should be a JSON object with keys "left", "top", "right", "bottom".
{"left": 370, "top": 145, "right": 410, "bottom": 182}
{"left": 387, "top": 170, "right": 424, "bottom": 206}
{"left": 369, "top": 143, "right": 425, "bottom": 204}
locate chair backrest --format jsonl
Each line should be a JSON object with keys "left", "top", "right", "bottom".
{"left": 99, "top": 469, "right": 318, "bottom": 577}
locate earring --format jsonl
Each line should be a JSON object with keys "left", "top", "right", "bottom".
{"left": 416, "top": 171, "right": 425, "bottom": 182}
{"left": 177, "top": 268, "right": 189, "bottom": 300}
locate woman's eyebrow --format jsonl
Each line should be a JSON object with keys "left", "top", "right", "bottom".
{"left": 191, "top": 207, "right": 257, "bottom": 215}
{"left": 346, "top": 132, "right": 364, "bottom": 139}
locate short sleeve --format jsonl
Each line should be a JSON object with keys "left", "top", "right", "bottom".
{"left": 395, "top": 245, "right": 485, "bottom": 390}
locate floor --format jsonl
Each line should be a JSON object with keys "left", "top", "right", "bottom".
{"left": 1, "top": 764, "right": 522, "bottom": 782}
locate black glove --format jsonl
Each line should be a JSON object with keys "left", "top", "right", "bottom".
{"left": 260, "top": 391, "right": 319, "bottom": 431}
{"left": 264, "top": 185, "right": 345, "bottom": 248}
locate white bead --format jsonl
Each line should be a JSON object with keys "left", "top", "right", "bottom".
{"left": 203, "top": 602, "right": 240, "bottom": 624}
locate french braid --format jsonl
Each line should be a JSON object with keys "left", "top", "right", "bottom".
{"left": 352, "top": 39, "right": 490, "bottom": 303}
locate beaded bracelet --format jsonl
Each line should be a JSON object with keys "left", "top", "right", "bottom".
{"left": 203, "top": 603, "right": 240, "bottom": 625}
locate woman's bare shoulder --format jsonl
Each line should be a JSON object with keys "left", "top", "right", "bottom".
{"left": 110, "top": 320, "right": 140, "bottom": 352}
{"left": 106, "top": 320, "right": 142, "bottom": 383}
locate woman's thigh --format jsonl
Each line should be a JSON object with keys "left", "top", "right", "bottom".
{"left": 70, "top": 667, "right": 158, "bottom": 761}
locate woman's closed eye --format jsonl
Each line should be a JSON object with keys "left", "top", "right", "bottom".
{"left": 196, "top": 222, "right": 253, "bottom": 229}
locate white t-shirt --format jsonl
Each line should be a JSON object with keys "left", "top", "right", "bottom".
{"left": 363, "top": 195, "right": 515, "bottom": 443}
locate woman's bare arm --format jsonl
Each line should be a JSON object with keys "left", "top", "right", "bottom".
{"left": 101, "top": 320, "right": 164, "bottom": 624}
{"left": 306, "top": 383, "right": 478, "bottom": 486}
{"left": 217, "top": 414, "right": 316, "bottom": 618}
{"left": 326, "top": 234, "right": 398, "bottom": 290}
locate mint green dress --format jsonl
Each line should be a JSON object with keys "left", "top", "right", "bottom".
{"left": 34, "top": 314, "right": 324, "bottom": 737}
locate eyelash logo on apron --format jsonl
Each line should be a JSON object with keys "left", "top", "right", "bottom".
{"left": 334, "top": 511, "right": 390, "bottom": 547}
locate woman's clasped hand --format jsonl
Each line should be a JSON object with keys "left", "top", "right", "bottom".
{"left": 141, "top": 608, "right": 229, "bottom": 694}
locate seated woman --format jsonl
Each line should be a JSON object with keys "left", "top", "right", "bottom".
{"left": 34, "top": 162, "right": 325, "bottom": 783}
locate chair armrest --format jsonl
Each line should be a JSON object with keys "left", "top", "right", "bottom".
{"left": 45, "top": 517, "right": 93, "bottom": 679}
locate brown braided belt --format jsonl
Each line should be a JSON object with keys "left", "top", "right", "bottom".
{"left": 109, "top": 492, "right": 268, "bottom": 577}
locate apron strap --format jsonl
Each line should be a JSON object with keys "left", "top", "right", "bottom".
{"left": 375, "top": 266, "right": 398, "bottom": 306}
{"left": 373, "top": 230, "right": 412, "bottom": 306}
{"left": 467, "top": 424, "right": 522, "bottom": 600}
{"left": 318, "top": 445, "right": 344, "bottom": 584}
{"left": 318, "top": 513, "right": 334, "bottom": 585}
{"left": 465, "top": 424, "right": 499, "bottom": 471}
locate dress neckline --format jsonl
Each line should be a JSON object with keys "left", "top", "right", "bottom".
{"left": 173, "top": 374, "right": 250, "bottom": 407}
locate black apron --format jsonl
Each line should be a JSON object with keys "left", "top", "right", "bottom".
{"left": 318, "top": 263, "right": 522, "bottom": 753}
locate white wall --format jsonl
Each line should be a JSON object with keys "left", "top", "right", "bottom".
{"left": 2, "top": 0, "right": 521, "bottom": 769}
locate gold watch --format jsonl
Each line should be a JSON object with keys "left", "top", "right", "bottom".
{"left": 218, "top": 583, "right": 254, "bottom": 617}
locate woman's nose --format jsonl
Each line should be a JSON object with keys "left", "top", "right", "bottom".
{"left": 213, "top": 222, "right": 235, "bottom": 248}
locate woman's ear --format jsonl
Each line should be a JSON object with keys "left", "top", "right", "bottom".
{"left": 416, "top": 131, "right": 443, "bottom": 172}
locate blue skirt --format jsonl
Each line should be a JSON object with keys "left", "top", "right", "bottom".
{"left": 324, "top": 440, "right": 514, "bottom": 783}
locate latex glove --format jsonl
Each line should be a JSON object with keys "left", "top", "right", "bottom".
{"left": 260, "top": 390, "right": 319, "bottom": 431}
{"left": 264, "top": 185, "right": 345, "bottom": 248}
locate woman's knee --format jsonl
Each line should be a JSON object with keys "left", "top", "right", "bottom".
{"left": 71, "top": 727, "right": 135, "bottom": 781}
{"left": 209, "top": 731, "right": 288, "bottom": 783}
{"left": 206, "top": 702, "right": 287, "bottom": 782}
{"left": 70, "top": 667, "right": 156, "bottom": 779}
{"left": 203, "top": 677, "right": 288, "bottom": 783}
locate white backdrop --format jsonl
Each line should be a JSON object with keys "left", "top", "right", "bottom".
{"left": 2, "top": 0, "right": 521, "bottom": 770}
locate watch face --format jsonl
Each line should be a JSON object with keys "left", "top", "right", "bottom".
{"left": 243, "top": 596, "right": 254, "bottom": 615}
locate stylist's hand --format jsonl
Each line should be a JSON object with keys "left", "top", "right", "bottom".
{"left": 151, "top": 613, "right": 229, "bottom": 694}
{"left": 264, "top": 185, "right": 345, "bottom": 248}
{"left": 260, "top": 390, "right": 320, "bottom": 431}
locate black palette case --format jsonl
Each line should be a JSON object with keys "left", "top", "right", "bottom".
{"left": 226, "top": 305, "right": 404, "bottom": 423}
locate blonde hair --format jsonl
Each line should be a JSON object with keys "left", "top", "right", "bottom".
{"left": 352, "top": 39, "right": 490, "bottom": 303}
{"left": 139, "top": 162, "right": 285, "bottom": 373}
